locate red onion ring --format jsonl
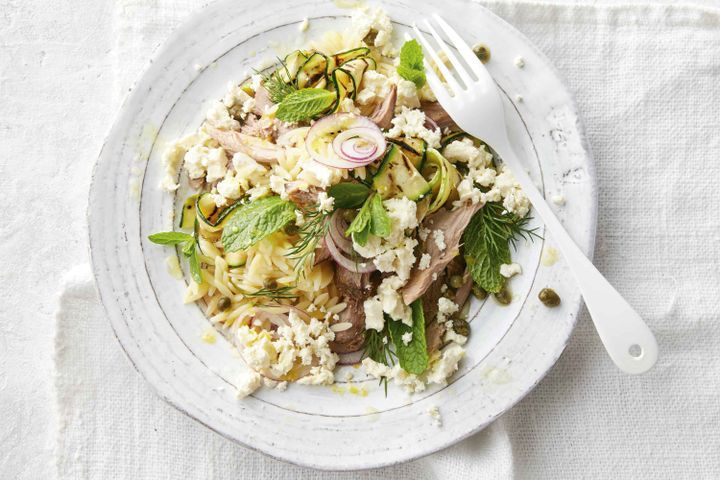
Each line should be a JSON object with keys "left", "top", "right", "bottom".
{"left": 328, "top": 210, "right": 354, "bottom": 254}
{"left": 424, "top": 116, "right": 440, "bottom": 132}
{"left": 338, "top": 349, "right": 365, "bottom": 365}
{"left": 332, "top": 127, "right": 384, "bottom": 163}
{"left": 325, "top": 234, "right": 376, "bottom": 273}
{"left": 306, "top": 113, "right": 387, "bottom": 169}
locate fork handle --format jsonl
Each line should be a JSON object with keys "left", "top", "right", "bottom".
{"left": 494, "top": 143, "right": 658, "bottom": 374}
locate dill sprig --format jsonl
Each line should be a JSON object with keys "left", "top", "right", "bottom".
{"left": 462, "top": 201, "right": 542, "bottom": 293}
{"left": 363, "top": 323, "right": 396, "bottom": 397}
{"left": 258, "top": 58, "right": 297, "bottom": 103}
{"left": 480, "top": 202, "right": 542, "bottom": 252}
{"left": 288, "top": 203, "right": 331, "bottom": 276}
{"left": 243, "top": 285, "right": 299, "bottom": 301}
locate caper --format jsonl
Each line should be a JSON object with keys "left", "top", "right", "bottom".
{"left": 538, "top": 288, "right": 561, "bottom": 307}
{"left": 473, "top": 43, "right": 491, "bottom": 63}
{"left": 263, "top": 278, "right": 278, "bottom": 290}
{"left": 452, "top": 318, "right": 470, "bottom": 337}
{"left": 217, "top": 297, "right": 232, "bottom": 311}
{"left": 472, "top": 283, "right": 487, "bottom": 300}
{"left": 494, "top": 287, "right": 512, "bottom": 305}
{"left": 283, "top": 223, "right": 299, "bottom": 235}
{"left": 449, "top": 275, "right": 465, "bottom": 289}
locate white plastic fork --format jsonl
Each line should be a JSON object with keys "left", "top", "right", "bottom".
{"left": 412, "top": 15, "right": 658, "bottom": 374}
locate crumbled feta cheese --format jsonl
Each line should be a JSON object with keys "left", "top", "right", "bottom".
{"left": 394, "top": 78, "right": 420, "bottom": 109}
{"left": 297, "top": 156, "right": 347, "bottom": 188}
{"left": 205, "top": 100, "right": 240, "bottom": 130}
{"left": 364, "top": 297, "right": 385, "bottom": 331}
{"left": 386, "top": 107, "right": 441, "bottom": 148}
{"left": 552, "top": 194, "right": 566, "bottom": 206}
{"left": 317, "top": 191, "right": 335, "bottom": 212}
{"left": 223, "top": 82, "right": 255, "bottom": 118}
{"left": 514, "top": 56, "right": 525, "bottom": 68}
{"left": 492, "top": 167, "right": 530, "bottom": 217}
{"left": 353, "top": 197, "right": 418, "bottom": 280}
{"left": 500, "top": 262, "right": 522, "bottom": 278}
{"left": 299, "top": 17, "right": 309, "bottom": 32}
{"left": 424, "top": 343, "right": 465, "bottom": 385}
{"left": 356, "top": 70, "right": 392, "bottom": 106}
{"left": 351, "top": 8, "right": 394, "bottom": 55}
{"left": 160, "top": 134, "right": 200, "bottom": 191}
{"left": 401, "top": 331, "right": 413, "bottom": 346}
{"left": 216, "top": 174, "right": 242, "bottom": 202}
{"left": 377, "top": 276, "right": 412, "bottom": 325}
{"left": 183, "top": 145, "right": 227, "bottom": 181}
{"left": 437, "top": 297, "right": 459, "bottom": 325}
{"left": 236, "top": 312, "right": 337, "bottom": 385}
{"left": 445, "top": 324, "right": 468, "bottom": 345}
{"left": 418, "top": 253, "right": 432, "bottom": 270}
{"left": 515, "top": 94, "right": 524, "bottom": 103}
{"left": 432, "top": 230, "right": 446, "bottom": 251}
{"left": 362, "top": 342, "right": 466, "bottom": 393}
{"left": 236, "top": 369, "right": 263, "bottom": 398}
{"left": 338, "top": 97, "right": 361, "bottom": 114}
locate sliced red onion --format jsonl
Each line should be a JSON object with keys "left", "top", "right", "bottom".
{"left": 306, "top": 113, "right": 386, "bottom": 169}
{"left": 325, "top": 233, "right": 376, "bottom": 273}
{"left": 332, "top": 127, "right": 384, "bottom": 163}
{"left": 338, "top": 349, "right": 365, "bottom": 365}
{"left": 328, "top": 210, "right": 354, "bottom": 254}
{"left": 424, "top": 115, "right": 440, "bottom": 132}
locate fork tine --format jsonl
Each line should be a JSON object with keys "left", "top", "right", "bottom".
{"left": 411, "top": 23, "right": 462, "bottom": 95}
{"left": 423, "top": 19, "right": 474, "bottom": 87}
{"left": 432, "top": 13, "right": 488, "bottom": 80}
{"left": 422, "top": 58, "right": 451, "bottom": 104}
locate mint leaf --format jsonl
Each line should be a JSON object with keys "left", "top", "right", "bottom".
{"left": 328, "top": 182, "right": 371, "bottom": 209}
{"left": 369, "top": 194, "right": 391, "bottom": 237}
{"left": 462, "top": 203, "right": 512, "bottom": 293}
{"left": 397, "top": 65, "right": 426, "bottom": 87}
{"left": 398, "top": 40, "right": 426, "bottom": 87}
{"left": 345, "top": 193, "right": 374, "bottom": 245}
{"left": 387, "top": 300, "right": 428, "bottom": 375}
{"left": 221, "top": 196, "right": 296, "bottom": 252}
{"left": 148, "top": 231, "right": 193, "bottom": 245}
{"left": 187, "top": 248, "right": 203, "bottom": 284}
{"left": 276, "top": 88, "right": 336, "bottom": 122}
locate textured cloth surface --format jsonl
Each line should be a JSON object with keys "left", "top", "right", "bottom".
{"left": 46, "top": 0, "right": 720, "bottom": 478}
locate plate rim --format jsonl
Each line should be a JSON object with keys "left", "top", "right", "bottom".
{"left": 88, "top": 0, "right": 598, "bottom": 470}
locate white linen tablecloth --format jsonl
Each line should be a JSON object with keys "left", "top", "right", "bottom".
{"left": 49, "top": 0, "right": 720, "bottom": 478}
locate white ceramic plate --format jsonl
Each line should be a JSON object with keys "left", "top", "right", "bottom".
{"left": 89, "top": 0, "right": 596, "bottom": 470}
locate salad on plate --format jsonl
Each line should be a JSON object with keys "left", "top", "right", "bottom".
{"left": 150, "top": 7, "right": 536, "bottom": 398}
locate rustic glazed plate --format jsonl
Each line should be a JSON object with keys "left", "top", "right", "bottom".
{"left": 89, "top": 0, "right": 596, "bottom": 470}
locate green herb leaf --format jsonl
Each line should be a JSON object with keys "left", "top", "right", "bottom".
{"left": 148, "top": 232, "right": 194, "bottom": 245}
{"left": 288, "top": 203, "right": 331, "bottom": 276}
{"left": 462, "top": 202, "right": 540, "bottom": 293}
{"left": 261, "top": 60, "right": 298, "bottom": 103}
{"left": 187, "top": 248, "right": 203, "bottom": 284}
{"left": 398, "top": 40, "right": 426, "bottom": 88}
{"left": 221, "top": 196, "right": 296, "bottom": 252}
{"left": 387, "top": 301, "right": 428, "bottom": 375}
{"left": 363, "top": 324, "right": 396, "bottom": 366}
{"left": 181, "top": 239, "right": 195, "bottom": 257}
{"left": 328, "top": 182, "right": 371, "bottom": 209}
{"left": 276, "top": 88, "right": 336, "bottom": 122}
{"left": 345, "top": 193, "right": 374, "bottom": 246}
{"left": 369, "top": 193, "right": 391, "bottom": 237}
